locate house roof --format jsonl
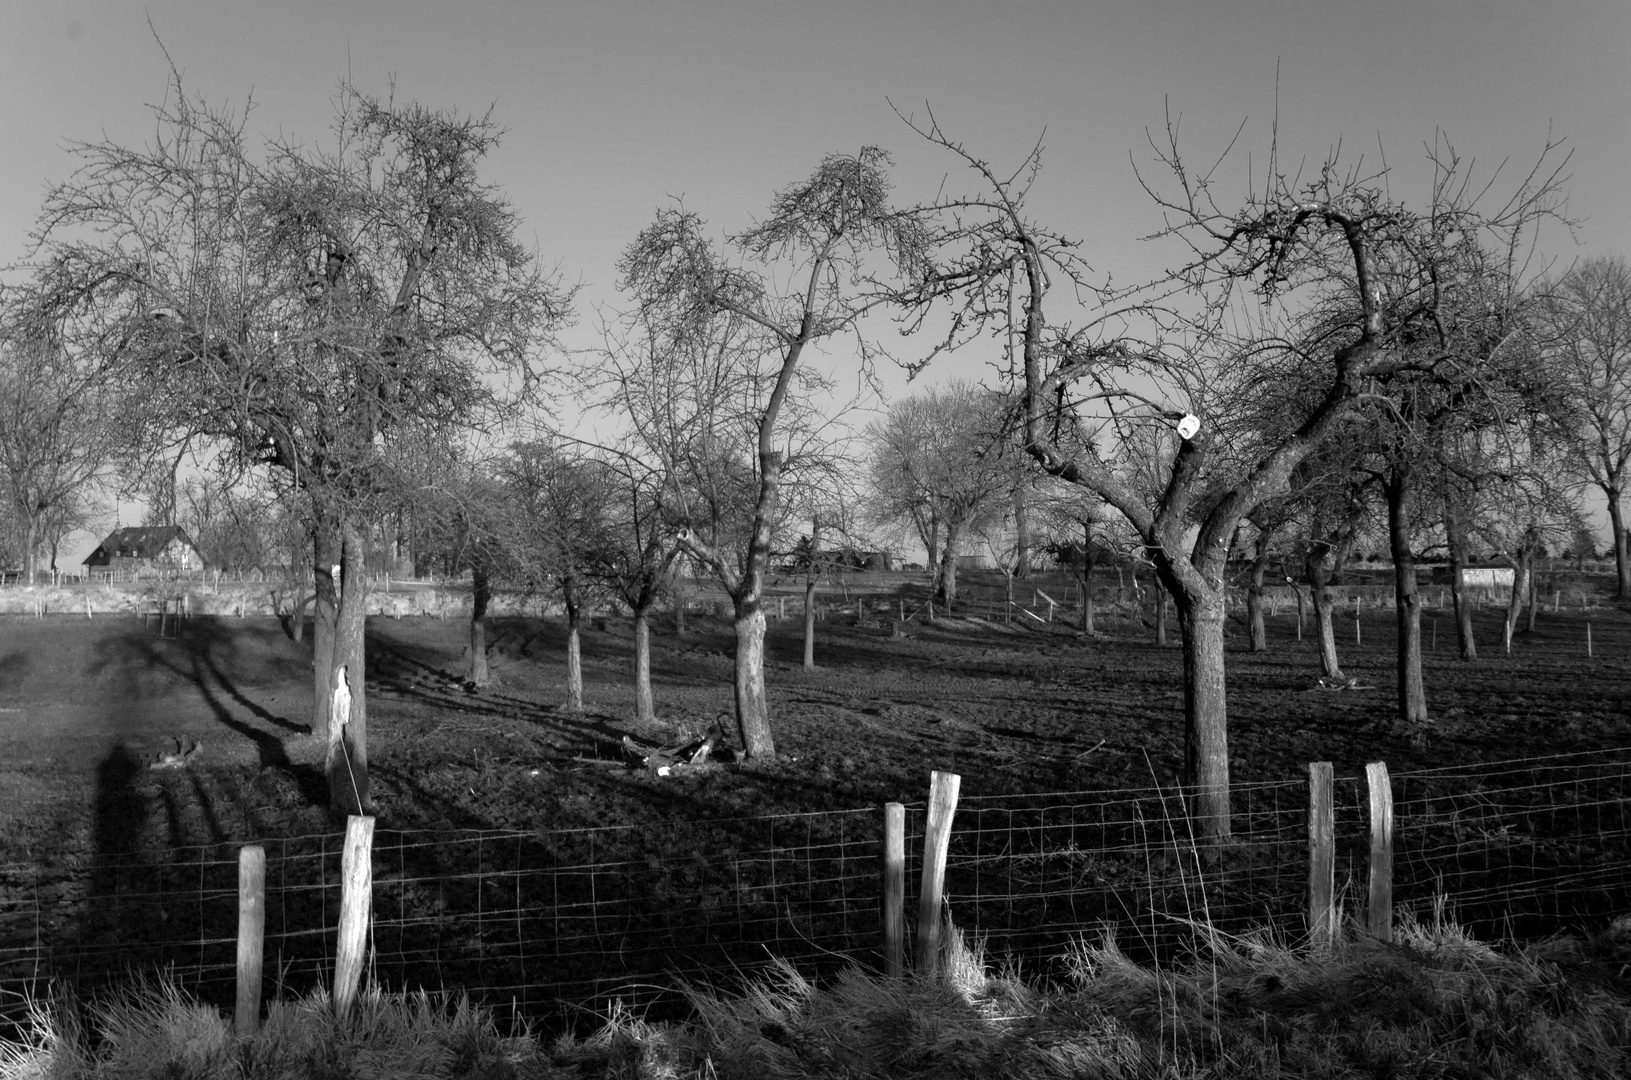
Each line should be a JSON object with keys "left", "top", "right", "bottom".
{"left": 83, "top": 525, "right": 203, "bottom": 566}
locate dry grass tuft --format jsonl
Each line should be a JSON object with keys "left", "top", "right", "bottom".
{"left": 3, "top": 911, "right": 1627, "bottom": 1078}
{"left": 0, "top": 981, "right": 554, "bottom": 1080}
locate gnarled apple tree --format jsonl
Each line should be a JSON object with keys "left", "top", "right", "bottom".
{"left": 21, "top": 76, "right": 571, "bottom": 812}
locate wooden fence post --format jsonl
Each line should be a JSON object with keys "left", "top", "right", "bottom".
{"left": 1365, "top": 762, "right": 1393, "bottom": 942}
{"left": 914, "top": 771, "right": 961, "bottom": 976}
{"left": 334, "top": 815, "right": 375, "bottom": 1019}
{"left": 882, "top": 802, "right": 905, "bottom": 977}
{"left": 1307, "top": 761, "right": 1336, "bottom": 953}
{"left": 235, "top": 844, "right": 266, "bottom": 1036}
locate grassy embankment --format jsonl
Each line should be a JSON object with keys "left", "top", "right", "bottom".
{"left": 4, "top": 909, "right": 1628, "bottom": 1079}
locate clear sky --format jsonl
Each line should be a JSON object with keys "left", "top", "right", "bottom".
{"left": 3, "top": 0, "right": 1628, "bottom": 548}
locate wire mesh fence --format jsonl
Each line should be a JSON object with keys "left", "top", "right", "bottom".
{"left": 2, "top": 747, "right": 1628, "bottom": 1034}
{"left": 0, "top": 807, "right": 883, "bottom": 1029}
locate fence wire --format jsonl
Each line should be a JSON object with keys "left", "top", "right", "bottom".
{"left": 2, "top": 747, "right": 1628, "bottom": 1034}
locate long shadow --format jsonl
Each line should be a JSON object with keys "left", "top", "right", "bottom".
{"left": 0, "top": 649, "right": 29, "bottom": 694}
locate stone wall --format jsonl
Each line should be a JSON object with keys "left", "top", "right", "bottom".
{"left": 0, "top": 580, "right": 554, "bottom": 620}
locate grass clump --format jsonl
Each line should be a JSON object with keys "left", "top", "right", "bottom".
{"left": 0, "top": 982, "right": 555, "bottom": 1079}
{"left": 679, "top": 914, "right": 1631, "bottom": 1079}
{"left": 4, "top": 913, "right": 1628, "bottom": 1078}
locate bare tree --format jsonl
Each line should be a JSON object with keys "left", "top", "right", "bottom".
{"left": 502, "top": 442, "right": 615, "bottom": 714}
{"left": 617, "top": 152, "right": 926, "bottom": 760}
{"left": 585, "top": 450, "right": 679, "bottom": 728}
{"left": 1035, "top": 482, "right": 1126, "bottom": 633}
{"left": 1539, "top": 255, "right": 1631, "bottom": 596}
{"left": 898, "top": 110, "right": 1569, "bottom": 837}
{"left": 865, "top": 381, "right": 1011, "bottom": 607}
{"left": 0, "top": 332, "right": 121, "bottom": 582}
{"left": 22, "top": 74, "right": 571, "bottom": 812}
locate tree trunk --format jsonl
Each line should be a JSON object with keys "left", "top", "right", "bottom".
{"left": 467, "top": 564, "right": 491, "bottom": 686}
{"left": 939, "top": 525, "right": 961, "bottom": 608}
{"left": 564, "top": 584, "right": 583, "bottom": 713}
{"left": 803, "top": 577, "right": 817, "bottom": 667}
{"left": 1503, "top": 534, "right": 1536, "bottom": 652}
{"left": 804, "top": 520, "right": 821, "bottom": 668}
{"left": 1445, "top": 502, "right": 1478, "bottom": 660}
{"left": 924, "top": 511, "right": 941, "bottom": 599}
{"left": 1609, "top": 488, "right": 1630, "bottom": 599}
{"left": 325, "top": 520, "right": 370, "bottom": 815}
{"left": 1174, "top": 584, "right": 1231, "bottom": 840}
{"left": 1386, "top": 471, "right": 1428, "bottom": 728}
{"left": 1307, "top": 546, "right": 1345, "bottom": 680}
{"left": 22, "top": 515, "right": 38, "bottom": 584}
{"left": 733, "top": 605, "right": 773, "bottom": 758}
{"left": 1246, "top": 540, "right": 1269, "bottom": 653}
{"left": 1081, "top": 561, "right": 1095, "bottom": 634}
{"left": 1154, "top": 581, "right": 1167, "bottom": 645}
{"left": 633, "top": 604, "right": 655, "bottom": 727}
{"left": 311, "top": 519, "right": 340, "bottom": 735}
{"left": 1013, "top": 485, "right": 1031, "bottom": 579}
{"left": 1526, "top": 567, "right": 1538, "bottom": 634}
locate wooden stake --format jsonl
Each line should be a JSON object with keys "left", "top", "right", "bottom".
{"left": 1587, "top": 621, "right": 1593, "bottom": 658}
{"left": 1365, "top": 763, "right": 1393, "bottom": 942}
{"left": 334, "top": 815, "right": 375, "bottom": 1020}
{"left": 881, "top": 803, "right": 905, "bottom": 978}
{"left": 915, "top": 771, "right": 961, "bottom": 976}
{"left": 235, "top": 844, "right": 266, "bottom": 1036}
{"left": 1308, "top": 762, "right": 1336, "bottom": 954}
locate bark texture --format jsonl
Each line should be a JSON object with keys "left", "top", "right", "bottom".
{"left": 1386, "top": 472, "right": 1428, "bottom": 727}
{"left": 633, "top": 607, "right": 655, "bottom": 727}
{"left": 467, "top": 565, "right": 491, "bottom": 686}
{"left": 323, "top": 522, "right": 371, "bottom": 815}
{"left": 1306, "top": 544, "right": 1346, "bottom": 681}
{"left": 564, "top": 585, "right": 583, "bottom": 712}
{"left": 1611, "top": 492, "right": 1630, "bottom": 599}
{"left": 1176, "top": 590, "right": 1231, "bottom": 840}
{"left": 1445, "top": 502, "right": 1478, "bottom": 660}
{"left": 733, "top": 608, "right": 773, "bottom": 758}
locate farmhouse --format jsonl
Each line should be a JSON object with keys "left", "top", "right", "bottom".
{"left": 82, "top": 525, "right": 207, "bottom": 574}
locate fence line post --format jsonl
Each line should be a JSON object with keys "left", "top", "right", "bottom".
{"left": 882, "top": 802, "right": 905, "bottom": 977}
{"left": 235, "top": 844, "right": 266, "bottom": 1036}
{"left": 1307, "top": 761, "right": 1335, "bottom": 953}
{"left": 334, "top": 815, "right": 375, "bottom": 1019}
{"left": 915, "top": 770, "right": 961, "bottom": 976}
{"left": 1364, "top": 762, "right": 1393, "bottom": 942}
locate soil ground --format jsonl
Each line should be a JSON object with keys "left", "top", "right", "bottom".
{"left": 3, "top": 574, "right": 1630, "bottom": 1032}
{"left": 1, "top": 579, "right": 1628, "bottom": 857}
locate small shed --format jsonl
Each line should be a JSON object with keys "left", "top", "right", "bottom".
{"left": 83, "top": 526, "right": 207, "bottom": 573}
